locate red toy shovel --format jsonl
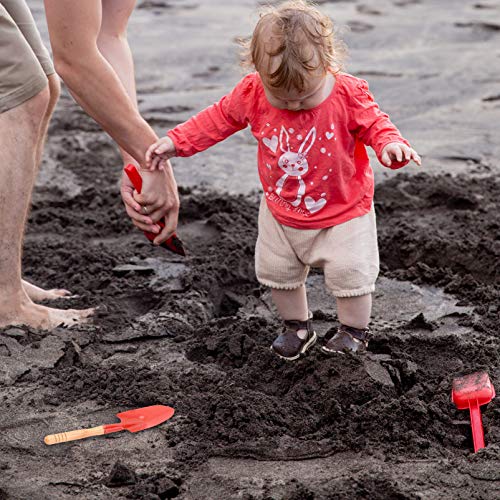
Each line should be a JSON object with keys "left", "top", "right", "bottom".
{"left": 124, "top": 164, "right": 186, "bottom": 256}
{"left": 44, "top": 405, "right": 175, "bottom": 445}
{"left": 452, "top": 372, "right": 496, "bottom": 452}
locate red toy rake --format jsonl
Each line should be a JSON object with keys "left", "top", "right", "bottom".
{"left": 124, "top": 164, "right": 186, "bottom": 256}
{"left": 44, "top": 405, "right": 175, "bottom": 445}
{"left": 452, "top": 371, "right": 495, "bottom": 452}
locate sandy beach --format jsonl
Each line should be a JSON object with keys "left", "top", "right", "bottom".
{"left": 0, "top": 1, "right": 499, "bottom": 498}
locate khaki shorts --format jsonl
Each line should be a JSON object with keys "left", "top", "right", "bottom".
{"left": 255, "top": 197, "right": 380, "bottom": 297}
{"left": 0, "top": 0, "right": 54, "bottom": 113}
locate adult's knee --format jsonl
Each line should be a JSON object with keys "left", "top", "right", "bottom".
{"left": 22, "top": 85, "right": 50, "bottom": 128}
{"left": 11, "top": 83, "right": 50, "bottom": 136}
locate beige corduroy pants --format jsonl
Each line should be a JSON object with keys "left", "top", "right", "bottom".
{"left": 255, "top": 197, "right": 380, "bottom": 297}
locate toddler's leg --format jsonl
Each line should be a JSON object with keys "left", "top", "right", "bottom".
{"left": 318, "top": 208, "right": 379, "bottom": 354}
{"left": 320, "top": 293, "right": 372, "bottom": 354}
{"left": 255, "top": 196, "right": 317, "bottom": 360}
{"left": 270, "top": 286, "right": 317, "bottom": 360}
{"left": 336, "top": 294, "right": 372, "bottom": 329}
{"left": 271, "top": 285, "right": 309, "bottom": 323}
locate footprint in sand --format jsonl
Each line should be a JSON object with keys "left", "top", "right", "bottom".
{"left": 356, "top": 5, "right": 382, "bottom": 16}
{"left": 455, "top": 21, "right": 500, "bottom": 32}
{"left": 348, "top": 20, "right": 374, "bottom": 33}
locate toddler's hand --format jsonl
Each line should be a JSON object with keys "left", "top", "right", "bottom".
{"left": 145, "top": 136, "right": 176, "bottom": 170}
{"left": 381, "top": 143, "right": 421, "bottom": 167}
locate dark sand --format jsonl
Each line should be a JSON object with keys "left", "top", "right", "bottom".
{"left": 1, "top": 1, "right": 499, "bottom": 498}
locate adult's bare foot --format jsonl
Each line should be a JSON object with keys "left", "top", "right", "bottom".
{"left": 22, "top": 279, "right": 75, "bottom": 302}
{"left": 0, "top": 293, "right": 94, "bottom": 331}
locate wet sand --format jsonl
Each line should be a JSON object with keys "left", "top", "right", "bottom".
{"left": 0, "top": 1, "right": 499, "bottom": 499}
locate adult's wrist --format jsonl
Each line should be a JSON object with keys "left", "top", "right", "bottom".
{"left": 129, "top": 117, "right": 159, "bottom": 167}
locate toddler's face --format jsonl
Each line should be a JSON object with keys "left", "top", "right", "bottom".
{"left": 261, "top": 72, "right": 331, "bottom": 111}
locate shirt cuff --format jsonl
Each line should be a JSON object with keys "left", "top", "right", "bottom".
{"left": 166, "top": 129, "right": 188, "bottom": 157}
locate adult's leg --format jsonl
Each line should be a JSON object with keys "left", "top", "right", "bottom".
{"left": 22, "top": 74, "right": 74, "bottom": 302}
{"left": 0, "top": 88, "right": 93, "bottom": 329}
{"left": 0, "top": 0, "right": 74, "bottom": 302}
{"left": 0, "top": 1, "right": 93, "bottom": 327}
{"left": 35, "top": 74, "right": 60, "bottom": 168}
{"left": 97, "top": 1, "right": 166, "bottom": 232}
{"left": 97, "top": 0, "right": 138, "bottom": 167}
{"left": 0, "top": 0, "right": 60, "bottom": 171}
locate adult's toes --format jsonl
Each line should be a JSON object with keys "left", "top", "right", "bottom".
{"left": 51, "top": 289, "right": 74, "bottom": 298}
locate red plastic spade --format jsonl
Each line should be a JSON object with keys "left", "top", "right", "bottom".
{"left": 124, "top": 164, "right": 186, "bottom": 256}
{"left": 44, "top": 405, "right": 175, "bottom": 445}
{"left": 452, "top": 372, "right": 495, "bottom": 452}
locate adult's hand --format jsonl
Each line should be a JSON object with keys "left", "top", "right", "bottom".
{"left": 121, "top": 172, "right": 160, "bottom": 234}
{"left": 121, "top": 162, "right": 180, "bottom": 245}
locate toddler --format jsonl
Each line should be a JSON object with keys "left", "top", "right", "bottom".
{"left": 146, "top": 0, "right": 421, "bottom": 360}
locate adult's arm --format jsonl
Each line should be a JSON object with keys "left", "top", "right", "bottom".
{"left": 44, "top": 0, "right": 179, "bottom": 244}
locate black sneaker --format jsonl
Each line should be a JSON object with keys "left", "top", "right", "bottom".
{"left": 321, "top": 324, "right": 371, "bottom": 355}
{"left": 271, "top": 318, "right": 317, "bottom": 361}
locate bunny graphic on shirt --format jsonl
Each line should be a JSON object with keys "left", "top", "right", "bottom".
{"left": 275, "top": 126, "right": 316, "bottom": 207}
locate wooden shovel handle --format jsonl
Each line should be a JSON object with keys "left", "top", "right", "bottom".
{"left": 44, "top": 425, "right": 105, "bottom": 445}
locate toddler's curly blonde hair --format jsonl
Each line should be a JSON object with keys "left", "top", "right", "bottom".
{"left": 240, "top": 0, "right": 347, "bottom": 93}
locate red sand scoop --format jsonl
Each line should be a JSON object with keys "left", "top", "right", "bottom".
{"left": 124, "top": 164, "right": 186, "bottom": 256}
{"left": 452, "top": 372, "right": 495, "bottom": 452}
{"left": 44, "top": 405, "right": 175, "bottom": 445}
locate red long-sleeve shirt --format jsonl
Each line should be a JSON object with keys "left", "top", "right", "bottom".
{"left": 168, "top": 72, "right": 410, "bottom": 229}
